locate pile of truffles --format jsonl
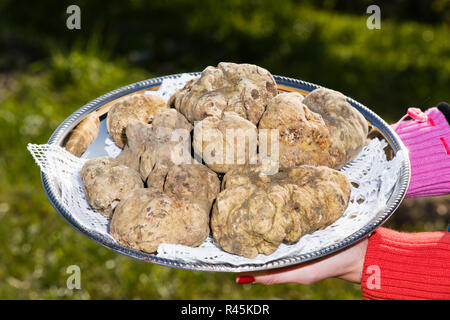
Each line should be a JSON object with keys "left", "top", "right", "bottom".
{"left": 75, "top": 62, "right": 369, "bottom": 259}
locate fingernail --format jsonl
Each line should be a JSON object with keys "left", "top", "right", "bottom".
{"left": 236, "top": 275, "right": 255, "bottom": 284}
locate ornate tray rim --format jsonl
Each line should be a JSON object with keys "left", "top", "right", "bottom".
{"left": 41, "top": 72, "right": 411, "bottom": 272}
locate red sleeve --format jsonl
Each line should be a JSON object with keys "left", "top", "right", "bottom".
{"left": 361, "top": 227, "right": 450, "bottom": 300}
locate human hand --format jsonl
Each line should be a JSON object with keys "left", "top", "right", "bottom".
{"left": 236, "top": 238, "right": 368, "bottom": 285}
{"left": 234, "top": 102, "right": 449, "bottom": 287}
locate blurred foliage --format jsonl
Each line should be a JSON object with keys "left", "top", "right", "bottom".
{"left": 303, "top": 0, "right": 450, "bottom": 25}
{"left": 0, "top": 0, "right": 449, "bottom": 299}
{"left": 1, "top": 1, "right": 448, "bottom": 120}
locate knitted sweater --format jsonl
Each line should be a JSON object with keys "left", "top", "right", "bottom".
{"left": 361, "top": 103, "right": 450, "bottom": 300}
{"left": 361, "top": 227, "right": 450, "bottom": 300}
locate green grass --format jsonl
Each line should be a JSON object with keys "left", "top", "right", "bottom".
{"left": 0, "top": 6, "right": 448, "bottom": 299}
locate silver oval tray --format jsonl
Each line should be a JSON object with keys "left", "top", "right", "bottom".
{"left": 41, "top": 73, "right": 410, "bottom": 272}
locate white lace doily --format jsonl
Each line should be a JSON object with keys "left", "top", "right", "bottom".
{"left": 28, "top": 74, "right": 404, "bottom": 266}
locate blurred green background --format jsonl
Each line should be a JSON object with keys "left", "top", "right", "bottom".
{"left": 0, "top": 0, "right": 449, "bottom": 299}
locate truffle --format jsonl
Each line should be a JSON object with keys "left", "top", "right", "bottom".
{"left": 107, "top": 93, "right": 168, "bottom": 148}
{"left": 116, "top": 109, "right": 193, "bottom": 183}
{"left": 302, "top": 88, "right": 369, "bottom": 168}
{"left": 211, "top": 165, "right": 351, "bottom": 258}
{"left": 258, "top": 92, "right": 335, "bottom": 168}
{"left": 65, "top": 111, "right": 100, "bottom": 157}
{"left": 170, "top": 62, "right": 277, "bottom": 125}
{"left": 193, "top": 111, "right": 258, "bottom": 173}
{"left": 110, "top": 189, "right": 210, "bottom": 253}
{"left": 110, "top": 163, "right": 220, "bottom": 253}
{"left": 81, "top": 157, "right": 144, "bottom": 218}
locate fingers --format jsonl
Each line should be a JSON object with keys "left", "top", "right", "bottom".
{"left": 252, "top": 268, "right": 317, "bottom": 285}
{"left": 235, "top": 239, "right": 368, "bottom": 285}
{"left": 236, "top": 260, "right": 323, "bottom": 285}
{"left": 236, "top": 275, "right": 255, "bottom": 284}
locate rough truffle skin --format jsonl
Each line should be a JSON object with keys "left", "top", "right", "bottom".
{"left": 163, "top": 163, "right": 220, "bottom": 212}
{"left": 106, "top": 93, "right": 168, "bottom": 148}
{"left": 302, "top": 88, "right": 369, "bottom": 168}
{"left": 211, "top": 165, "right": 351, "bottom": 258}
{"left": 170, "top": 62, "right": 278, "bottom": 125}
{"left": 258, "top": 92, "right": 335, "bottom": 168}
{"left": 81, "top": 157, "right": 144, "bottom": 218}
{"left": 110, "top": 163, "right": 219, "bottom": 253}
{"left": 116, "top": 109, "right": 193, "bottom": 182}
{"left": 193, "top": 111, "right": 258, "bottom": 173}
{"left": 110, "top": 189, "right": 210, "bottom": 253}
{"left": 65, "top": 111, "right": 100, "bottom": 157}
{"left": 115, "top": 119, "right": 152, "bottom": 172}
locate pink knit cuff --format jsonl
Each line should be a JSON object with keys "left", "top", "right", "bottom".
{"left": 393, "top": 107, "right": 450, "bottom": 198}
